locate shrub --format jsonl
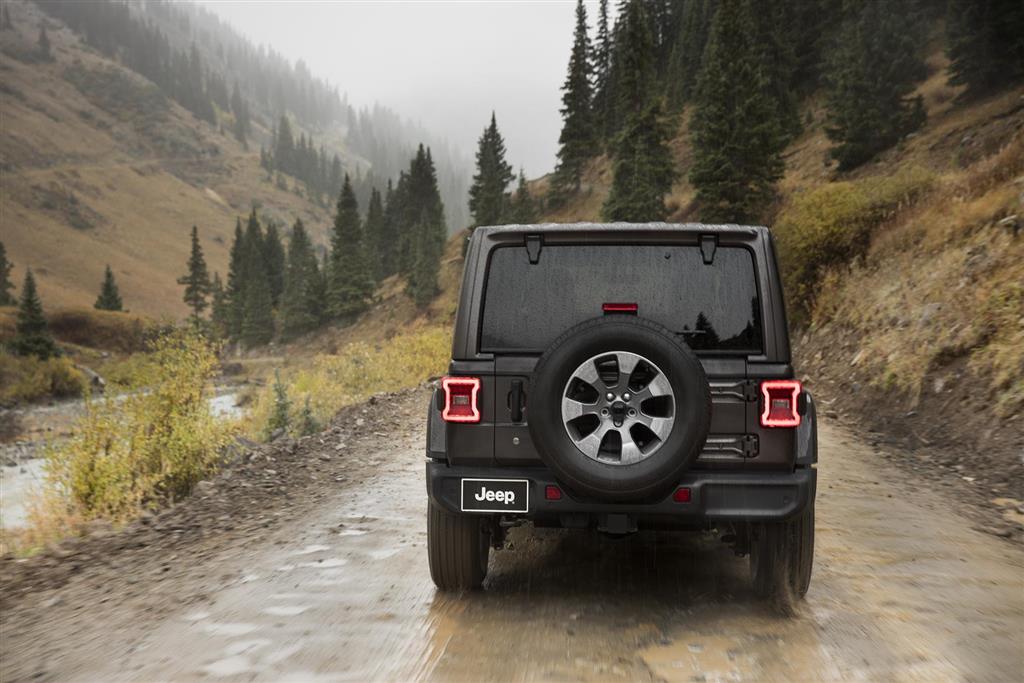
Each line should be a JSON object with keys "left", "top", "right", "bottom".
{"left": 34, "top": 330, "right": 235, "bottom": 527}
{"left": 0, "top": 353, "right": 87, "bottom": 404}
{"left": 774, "top": 167, "right": 935, "bottom": 322}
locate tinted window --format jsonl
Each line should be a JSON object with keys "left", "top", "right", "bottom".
{"left": 480, "top": 245, "right": 762, "bottom": 353}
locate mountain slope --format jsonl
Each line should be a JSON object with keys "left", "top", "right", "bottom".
{"left": 0, "top": 1, "right": 340, "bottom": 317}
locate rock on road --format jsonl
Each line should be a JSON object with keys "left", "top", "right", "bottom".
{"left": 1, "top": 387, "right": 1022, "bottom": 682}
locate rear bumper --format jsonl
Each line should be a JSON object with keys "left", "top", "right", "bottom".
{"left": 425, "top": 461, "right": 816, "bottom": 527}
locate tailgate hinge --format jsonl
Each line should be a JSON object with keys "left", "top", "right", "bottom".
{"left": 742, "top": 380, "right": 760, "bottom": 402}
{"left": 525, "top": 234, "right": 543, "bottom": 264}
{"left": 742, "top": 435, "right": 759, "bottom": 458}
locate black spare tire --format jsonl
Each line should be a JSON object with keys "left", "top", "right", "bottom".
{"left": 528, "top": 317, "right": 711, "bottom": 502}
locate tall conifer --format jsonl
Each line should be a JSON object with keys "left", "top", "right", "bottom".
{"left": 592, "top": 0, "right": 613, "bottom": 140}
{"left": 468, "top": 113, "right": 515, "bottom": 231}
{"left": 11, "top": 269, "right": 59, "bottom": 359}
{"left": 946, "top": 0, "right": 1024, "bottom": 98}
{"left": 262, "top": 222, "right": 285, "bottom": 307}
{"left": 177, "top": 226, "right": 211, "bottom": 324}
{"left": 689, "top": 0, "right": 786, "bottom": 222}
{"left": 225, "top": 218, "right": 246, "bottom": 339}
{"left": 327, "top": 175, "right": 373, "bottom": 318}
{"left": 210, "top": 272, "right": 229, "bottom": 339}
{"left": 378, "top": 179, "right": 401, "bottom": 279}
{"left": 824, "top": 1, "right": 926, "bottom": 170}
{"left": 602, "top": 0, "right": 675, "bottom": 222}
{"left": 550, "top": 0, "right": 596, "bottom": 202}
{"left": 363, "top": 187, "right": 387, "bottom": 282}
{"left": 281, "top": 219, "right": 322, "bottom": 339}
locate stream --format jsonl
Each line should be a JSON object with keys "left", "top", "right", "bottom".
{"left": 1, "top": 390, "right": 245, "bottom": 533}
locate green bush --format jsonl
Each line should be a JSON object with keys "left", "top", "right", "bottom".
{"left": 0, "top": 353, "right": 86, "bottom": 404}
{"left": 775, "top": 167, "right": 934, "bottom": 322}
{"left": 37, "top": 330, "right": 236, "bottom": 525}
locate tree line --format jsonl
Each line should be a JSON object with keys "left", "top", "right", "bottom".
{"left": 543, "top": 0, "right": 1023, "bottom": 224}
{"left": 175, "top": 145, "right": 447, "bottom": 347}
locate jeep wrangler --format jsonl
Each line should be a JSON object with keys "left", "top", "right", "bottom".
{"left": 425, "top": 223, "right": 816, "bottom": 602}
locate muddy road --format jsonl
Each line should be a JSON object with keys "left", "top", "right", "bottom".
{"left": 1, "top": 387, "right": 1022, "bottom": 682}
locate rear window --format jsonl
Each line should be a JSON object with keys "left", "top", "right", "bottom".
{"left": 480, "top": 244, "right": 762, "bottom": 354}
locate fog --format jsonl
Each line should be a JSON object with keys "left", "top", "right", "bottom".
{"left": 200, "top": 1, "right": 604, "bottom": 177}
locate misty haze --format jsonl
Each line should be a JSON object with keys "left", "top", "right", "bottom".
{"left": 1, "top": 1, "right": 1022, "bottom": 682}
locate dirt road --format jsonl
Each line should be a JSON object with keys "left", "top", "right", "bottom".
{"left": 2, "top": 387, "right": 1022, "bottom": 682}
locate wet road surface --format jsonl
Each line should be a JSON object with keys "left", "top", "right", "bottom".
{"left": 3, "top": 394, "right": 1023, "bottom": 682}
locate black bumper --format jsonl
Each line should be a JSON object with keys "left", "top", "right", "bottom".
{"left": 425, "top": 461, "right": 816, "bottom": 526}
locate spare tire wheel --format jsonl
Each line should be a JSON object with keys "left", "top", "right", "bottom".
{"left": 528, "top": 317, "right": 711, "bottom": 502}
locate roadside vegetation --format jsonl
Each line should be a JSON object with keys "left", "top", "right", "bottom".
{"left": 249, "top": 325, "right": 450, "bottom": 439}
{"left": 5, "top": 330, "right": 235, "bottom": 555}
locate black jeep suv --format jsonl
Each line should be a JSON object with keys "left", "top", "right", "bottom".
{"left": 425, "top": 223, "right": 817, "bottom": 602}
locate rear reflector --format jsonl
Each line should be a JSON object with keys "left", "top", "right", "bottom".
{"left": 602, "top": 302, "right": 638, "bottom": 314}
{"left": 441, "top": 376, "right": 481, "bottom": 423}
{"left": 760, "top": 380, "right": 802, "bottom": 428}
{"left": 672, "top": 487, "right": 691, "bottom": 503}
{"left": 544, "top": 485, "right": 562, "bottom": 501}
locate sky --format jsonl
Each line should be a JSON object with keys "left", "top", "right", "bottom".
{"left": 199, "top": 1, "right": 606, "bottom": 177}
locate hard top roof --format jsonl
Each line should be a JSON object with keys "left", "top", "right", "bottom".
{"left": 473, "top": 222, "right": 768, "bottom": 238}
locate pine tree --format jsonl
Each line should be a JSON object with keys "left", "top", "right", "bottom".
{"left": 262, "top": 221, "right": 285, "bottom": 307}
{"left": 379, "top": 178, "right": 401, "bottom": 278}
{"left": 550, "top": 0, "right": 596, "bottom": 203}
{"left": 689, "top": 0, "right": 786, "bottom": 223}
{"left": 363, "top": 187, "right": 387, "bottom": 282}
{"left": 824, "top": 1, "right": 926, "bottom": 170}
{"left": 946, "top": 0, "right": 1024, "bottom": 99}
{"left": 11, "top": 269, "right": 59, "bottom": 359}
{"left": 210, "top": 272, "right": 229, "bottom": 339}
{"left": 0, "top": 241, "right": 15, "bottom": 306}
{"left": 508, "top": 170, "right": 539, "bottom": 224}
{"left": 93, "top": 265, "right": 123, "bottom": 311}
{"left": 468, "top": 113, "right": 515, "bottom": 231}
{"left": 404, "top": 146, "right": 447, "bottom": 306}
{"left": 592, "top": 0, "right": 613, "bottom": 140}
{"left": 602, "top": 0, "right": 675, "bottom": 222}
{"left": 225, "top": 218, "right": 246, "bottom": 340}
{"left": 280, "top": 219, "right": 322, "bottom": 339}
{"left": 177, "top": 226, "right": 211, "bottom": 324}
{"left": 666, "top": 0, "right": 715, "bottom": 111}
{"left": 240, "top": 238, "right": 273, "bottom": 347}
{"left": 37, "top": 25, "right": 51, "bottom": 61}
{"left": 327, "top": 175, "right": 373, "bottom": 318}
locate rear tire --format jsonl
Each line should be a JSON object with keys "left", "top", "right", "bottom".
{"left": 427, "top": 503, "right": 490, "bottom": 591}
{"left": 750, "top": 501, "right": 814, "bottom": 613}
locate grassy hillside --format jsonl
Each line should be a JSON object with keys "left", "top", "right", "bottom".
{"left": 0, "top": 1, "right": 335, "bottom": 318}
{"left": 533, "top": 49, "right": 1024, "bottom": 476}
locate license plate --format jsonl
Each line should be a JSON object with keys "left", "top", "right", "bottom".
{"left": 460, "top": 478, "right": 529, "bottom": 513}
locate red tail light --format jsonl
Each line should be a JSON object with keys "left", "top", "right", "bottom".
{"left": 441, "top": 376, "right": 481, "bottom": 423}
{"left": 760, "top": 380, "right": 802, "bottom": 428}
{"left": 672, "top": 487, "right": 691, "bottom": 503}
{"left": 602, "top": 302, "right": 638, "bottom": 314}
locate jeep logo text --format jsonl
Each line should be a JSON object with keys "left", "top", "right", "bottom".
{"left": 474, "top": 486, "right": 515, "bottom": 505}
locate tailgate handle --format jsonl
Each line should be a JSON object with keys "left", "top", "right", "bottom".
{"left": 509, "top": 380, "right": 525, "bottom": 423}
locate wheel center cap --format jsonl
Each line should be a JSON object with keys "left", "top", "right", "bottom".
{"left": 609, "top": 401, "right": 627, "bottom": 425}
